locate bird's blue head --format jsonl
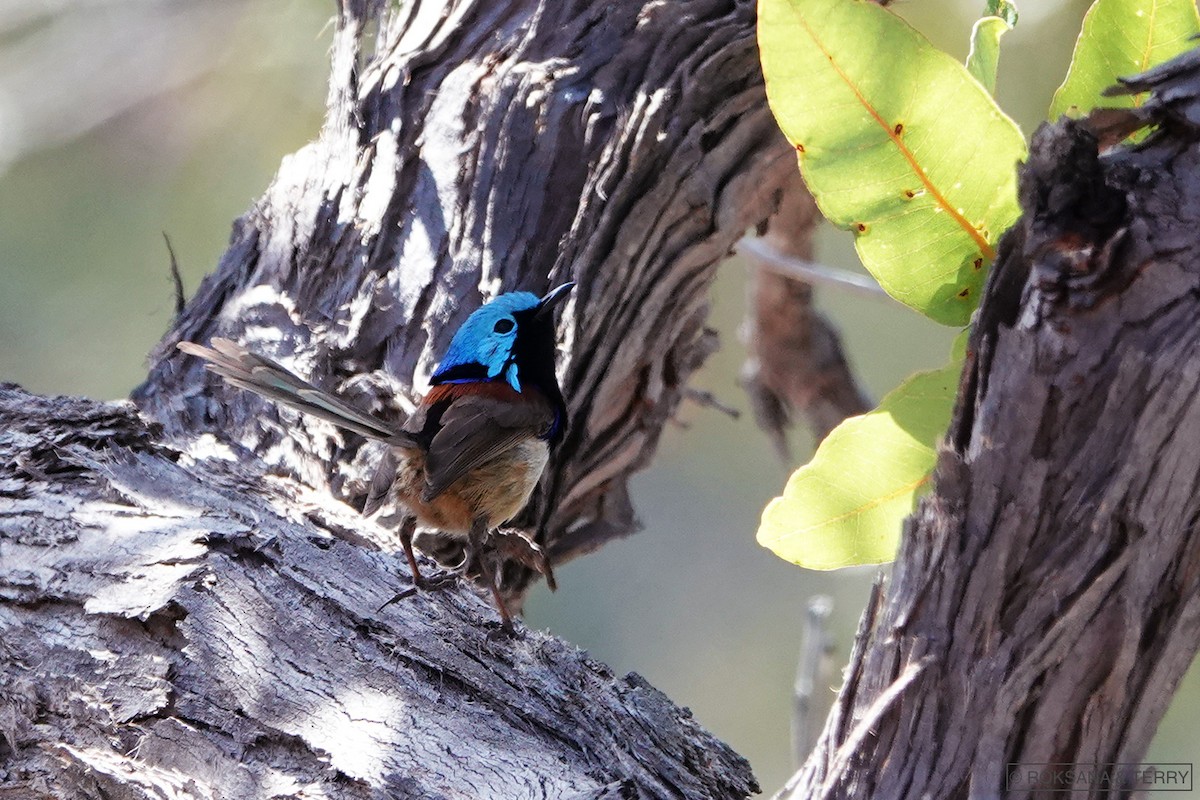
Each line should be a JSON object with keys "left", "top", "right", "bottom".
{"left": 431, "top": 283, "right": 574, "bottom": 396}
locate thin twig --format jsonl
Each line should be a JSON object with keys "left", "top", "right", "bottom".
{"left": 163, "top": 232, "right": 185, "bottom": 317}
{"left": 737, "top": 237, "right": 889, "bottom": 300}
{"left": 818, "top": 655, "right": 935, "bottom": 799}
{"left": 792, "top": 595, "right": 835, "bottom": 767}
{"left": 683, "top": 387, "right": 741, "bottom": 420}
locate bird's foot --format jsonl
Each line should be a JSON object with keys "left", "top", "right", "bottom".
{"left": 376, "top": 568, "right": 465, "bottom": 614}
{"left": 413, "top": 568, "right": 459, "bottom": 591}
{"left": 488, "top": 618, "right": 517, "bottom": 639}
{"left": 376, "top": 587, "right": 417, "bottom": 613}
{"left": 376, "top": 568, "right": 463, "bottom": 613}
{"left": 492, "top": 528, "right": 557, "bottom": 591}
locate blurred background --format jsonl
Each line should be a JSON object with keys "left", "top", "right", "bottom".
{"left": 2, "top": 0, "right": 1196, "bottom": 794}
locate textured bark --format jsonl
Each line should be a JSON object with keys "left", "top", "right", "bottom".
{"left": 0, "top": 388, "right": 754, "bottom": 799}
{"left": 2, "top": 0, "right": 792, "bottom": 796}
{"left": 15, "top": 0, "right": 1196, "bottom": 796}
{"left": 739, "top": 171, "right": 870, "bottom": 463}
{"left": 131, "top": 0, "right": 796, "bottom": 595}
{"left": 780, "top": 51, "right": 1200, "bottom": 800}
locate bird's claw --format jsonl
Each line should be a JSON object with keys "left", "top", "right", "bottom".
{"left": 492, "top": 528, "right": 557, "bottom": 591}
{"left": 376, "top": 586, "right": 418, "bottom": 613}
{"left": 414, "top": 569, "right": 459, "bottom": 591}
{"left": 377, "top": 568, "right": 463, "bottom": 614}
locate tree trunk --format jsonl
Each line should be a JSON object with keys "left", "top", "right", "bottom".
{"left": 780, "top": 51, "right": 1200, "bottom": 800}
{"left": 130, "top": 0, "right": 801, "bottom": 597}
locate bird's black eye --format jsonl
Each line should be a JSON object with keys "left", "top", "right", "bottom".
{"left": 494, "top": 318, "right": 515, "bottom": 334}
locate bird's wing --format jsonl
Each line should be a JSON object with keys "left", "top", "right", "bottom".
{"left": 363, "top": 447, "right": 398, "bottom": 517}
{"left": 178, "top": 338, "right": 413, "bottom": 446}
{"left": 421, "top": 390, "right": 554, "bottom": 501}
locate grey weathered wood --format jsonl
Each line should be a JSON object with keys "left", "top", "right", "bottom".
{"left": 779, "top": 49, "right": 1200, "bottom": 800}
{"left": 0, "top": 387, "right": 756, "bottom": 799}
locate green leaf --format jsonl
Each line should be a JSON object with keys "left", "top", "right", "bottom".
{"left": 967, "top": 1, "right": 1018, "bottom": 95}
{"left": 1051, "top": 0, "right": 1200, "bottom": 119}
{"left": 985, "top": 0, "right": 1019, "bottom": 26}
{"left": 950, "top": 325, "right": 971, "bottom": 363}
{"left": 757, "top": 358, "right": 961, "bottom": 570}
{"left": 759, "top": 0, "right": 1027, "bottom": 327}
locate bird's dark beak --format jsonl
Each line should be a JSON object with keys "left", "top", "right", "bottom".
{"left": 535, "top": 282, "right": 575, "bottom": 320}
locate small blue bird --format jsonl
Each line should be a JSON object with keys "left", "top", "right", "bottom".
{"left": 178, "top": 283, "right": 574, "bottom": 623}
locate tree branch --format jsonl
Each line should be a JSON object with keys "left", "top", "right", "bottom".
{"left": 0, "top": 386, "right": 756, "bottom": 798}
{"left": 739, "top": 173, "right": 870, "bottom": 462}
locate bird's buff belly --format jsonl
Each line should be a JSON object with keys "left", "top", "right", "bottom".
{"left": 392, "top": 440, "right": 550, "bottom": 535}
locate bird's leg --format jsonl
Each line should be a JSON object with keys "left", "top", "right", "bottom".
{"left": 378, "top": 516, "right": 455, "bottom": 612}
{"left": 399, "top": 514, "right": 423, "bottom": 583}
{"left": 469, "top": 516, "right": 512, "bottom": 628}
{"left": 398, "top": 517, "right": 457, "bottom": 589}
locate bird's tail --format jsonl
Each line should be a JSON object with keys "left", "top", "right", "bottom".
{"left": 178, "top": 338, "right": 410, "bottom": 445}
